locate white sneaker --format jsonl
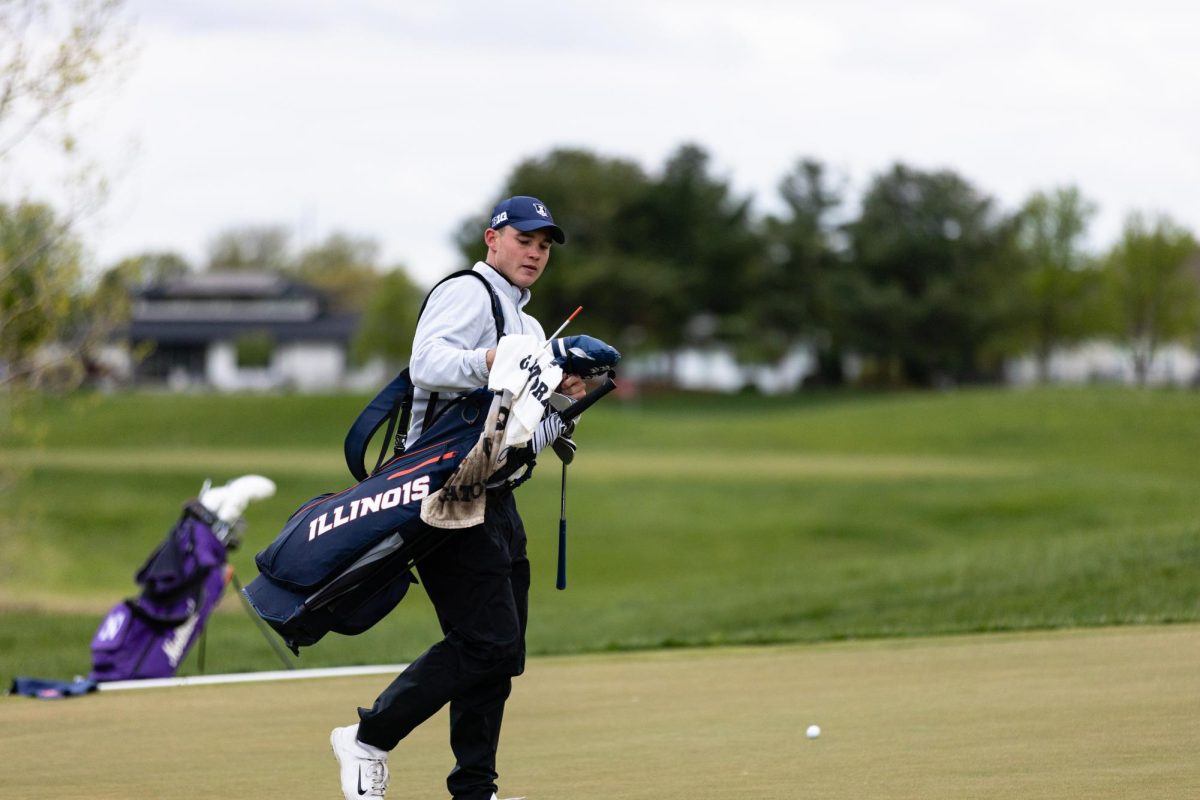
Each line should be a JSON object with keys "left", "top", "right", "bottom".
{"left": 330, "top": 724, "right": 389, "bottom": 799}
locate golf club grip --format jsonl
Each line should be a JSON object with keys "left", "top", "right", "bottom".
{"left": 559, "top": 375, "right": 617, "bottom": 423}
{"left": 556, "top": 519, "right": 567, "bottom": 590}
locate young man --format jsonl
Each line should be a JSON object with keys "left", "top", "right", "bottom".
{"left": 330, "top": 196, "right": 615, "bottom": 800}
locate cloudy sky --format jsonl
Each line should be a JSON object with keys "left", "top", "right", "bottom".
{"left": 14, "top": 0, "right": 1200, "bottom": 286}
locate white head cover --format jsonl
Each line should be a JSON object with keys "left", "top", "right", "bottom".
{"left": 199, "top": 474, "right": 277, "bottom": 523}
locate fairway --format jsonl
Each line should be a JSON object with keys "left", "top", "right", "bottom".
{"left": 5, "top": 387, "right": 1200, "bottom": 680}
{"left": 2, "top": 445, "right": 1028, "bottom": 480}
{"left": 3, "top": 625, "right": 1198, "bottom": 799}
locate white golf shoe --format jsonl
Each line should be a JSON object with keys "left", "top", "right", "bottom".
{"left": 330, "top": 724, "right": 389, "bottom": 799}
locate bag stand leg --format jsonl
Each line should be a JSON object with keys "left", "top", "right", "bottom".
{"left": 197, "top": 628, "right": 207, "bottom": 674}
{"left": 230, "top": 572, "right": 297, "bottom": 670}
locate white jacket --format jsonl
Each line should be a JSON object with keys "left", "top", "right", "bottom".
{"left": 407, "top": 262, "right": 547, "bottom": 441}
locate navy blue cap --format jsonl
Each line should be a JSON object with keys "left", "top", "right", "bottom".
{"left": 488, "top": 196, "right": 566, "bottom": 244}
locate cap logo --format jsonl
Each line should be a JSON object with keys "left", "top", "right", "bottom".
{"left": 491, "top": 211, "right": 508, "bottom": 227}
{"left": 533, "top": 203, "right": 548, "bottom": 218}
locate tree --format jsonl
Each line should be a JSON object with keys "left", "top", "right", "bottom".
{"left": 206, "top": 225, "right": 291, "bottom": 272}
{"left": 1, "top": 0, "right": 128, "bottom": 161}
{"left": 1101, "top": 213, "right": 1200, "bottom": 386}
{"left": 291, "top": 232, "right": 383, "bottom": 313}
{"left": 618, "top": 143, "right": 761, "bottom": 350}
{"left": 843, "top": 163, "right": 1023, "bottom": 386}
{"left": 89, "top": 250, "right": 191, "bottom": 349}
{"left": 352, "top": 267, "right": 423, "bottom": 367}
{"left": 459, "top": 145, "right": 765, "bottom": 368}
{"left": 751, "top": 158, "right": 846, "bottom": 380}
{"left": 455, "top": 148, "right": 675, "bottom": 351}
{"left": 1013, "top": 187, "right": 1103, "bottom": 382}
{"left": 0, "top": 0, "right": 132, "bottom": 389}
{"left": 0, "top": 201, "right": 83, "bottom": 384}
{"left": 104, "top": 250, "right": 192, "bottom": 283}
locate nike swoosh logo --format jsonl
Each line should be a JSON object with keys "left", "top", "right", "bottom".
{"left": 358, "top": 765, "right": 369, "bottom": 796}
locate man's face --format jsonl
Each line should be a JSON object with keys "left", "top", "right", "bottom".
{"left": 485, "top": 226, "right": 553, "bottom": 289}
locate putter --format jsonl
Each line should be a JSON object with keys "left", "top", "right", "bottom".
{"left": 557, "top": 461, "right": 568, "bottom": 590}
{"left": 552, "top": 373, "right": 617, "bottom": 591}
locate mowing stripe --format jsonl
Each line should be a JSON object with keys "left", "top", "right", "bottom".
{"left": 96, "top": 663, "right": 409, "bottom": 691}
{"left": 6, "top": 447, "right": 1030, "bottom": 480}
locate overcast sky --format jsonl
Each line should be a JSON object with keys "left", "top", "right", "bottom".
{"left": 15, "top": 0, "right": 1200, "bottom": 286}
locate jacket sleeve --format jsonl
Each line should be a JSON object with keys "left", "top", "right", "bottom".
{"left": 409, "top": 278, "right": 496, "bottom": 392}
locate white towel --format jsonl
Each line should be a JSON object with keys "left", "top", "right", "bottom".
{"left": 487, "top": 334, "right": 540, "bottom": 394}
{"left": 420, "top": 391, "right": 513, "bottom": 529}
{"left": 487, "top": 334, "right": 562, "bottom": 447}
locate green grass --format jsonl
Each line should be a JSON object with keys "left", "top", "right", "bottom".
{"left": 3, "top": 627, "right": 1198, "bottom": 799}
{"left": 3, "top": 386, "right": 1200, "bottom": 683}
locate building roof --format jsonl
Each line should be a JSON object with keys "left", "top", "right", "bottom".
{"left": 137, "top": 271, "right": 316, "bottom": 301}
{"left": 127, "top": 271, "right": 359, "bottom": 345}
{"left": 128, "top": 314, "right": 360, "bottom": 345}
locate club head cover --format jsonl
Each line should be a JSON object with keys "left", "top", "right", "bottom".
{"left": 550, "top": 335, "right": 621, "bottom": 378}
{"left": 200, "top": 474, "right": 276, "bottom": 523}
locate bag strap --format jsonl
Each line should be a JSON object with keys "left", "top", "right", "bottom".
{"left": 416, "top": 269, "right": 506, "bottom": 438}
{"left": 343, "top": 269, "right": 506, "bottom": 481}
{"left": 417, "top": 269, "right": 506, "bottom": 341}
{"left": 344, "top": 367, "right": 414, "bottom": 481}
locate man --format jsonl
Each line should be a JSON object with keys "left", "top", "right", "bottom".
{"left": 330, "top": 196, "right": 617, "bottom": 800}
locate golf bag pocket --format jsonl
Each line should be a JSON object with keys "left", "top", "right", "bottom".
{"left": 88, "top": 596, "right": 216, "bottom": 682}
{"left": 89, "top": 601, "right": 140, "bottom": 679}
{"left": 255, "top": 436, "right": 468, "bottom": 593}
{"left": 243, "top": 563, "right": 417, "bottom": 651}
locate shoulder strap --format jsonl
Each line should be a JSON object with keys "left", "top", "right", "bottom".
{"left": 343, "top": 269, "right": 506, "bottom": 481}
{"left": 344, "top": 368, "right": 414, "bottom": 481}
{"left": 418, "top": 269, "right": 505, "bottom": 341}
{"left": 416, "top": 269, "right": 506, "bottom": 437}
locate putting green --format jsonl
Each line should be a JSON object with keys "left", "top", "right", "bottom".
{"left": 2, "top": 625, "right": 1197, "bottom": 799}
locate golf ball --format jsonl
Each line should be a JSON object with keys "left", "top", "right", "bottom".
{"left": 806, "top": 724, "right": 821, "bottom": 739}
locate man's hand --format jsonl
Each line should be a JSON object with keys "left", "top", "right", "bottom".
{"left": 550, "top": 335, "right": 620, "bottom": 377}
{"left": 557, "top": 374, "right": 587, "bottom": 401}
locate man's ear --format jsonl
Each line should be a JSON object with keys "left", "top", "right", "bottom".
{"left": 484, "top": 228, "right": 499, "bottom": 249}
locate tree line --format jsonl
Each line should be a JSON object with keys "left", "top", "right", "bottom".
{"left": 465, "top": 146, "right": 1200, "bottom": 388}
{"left": 4, "top": 142, "right": 1200, "bottom": 390}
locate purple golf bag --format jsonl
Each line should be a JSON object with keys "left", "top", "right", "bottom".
{"left": 89, "top": 501, "right": 234, "bottom": 682}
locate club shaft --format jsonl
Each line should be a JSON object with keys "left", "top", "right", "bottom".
{"left": 559, "top": 375, "right": 617, "bottom": 423}
{"left": 544, "top": 305, "right": 583, "bottom": 346}
{"left": 556, "top": 462, "right": 568, "bottom": 590}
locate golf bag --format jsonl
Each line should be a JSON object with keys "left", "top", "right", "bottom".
{"left": 242, "top": 383, "right": 497, "bottom": 654}
{"left": 242, "top": 361, "right": 617, "bottom": 655}
{"left": 241, "top": 270, "right": 511, "bottom": 654}
{"left": 241, "top": 274, "right": 620, "bottom": 655}
{"left": 89, "top": 501, "right": 236, "bottom": 682}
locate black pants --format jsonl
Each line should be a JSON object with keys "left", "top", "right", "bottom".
{"left": 357, "top": 491, "right": 529, "bottom": 800}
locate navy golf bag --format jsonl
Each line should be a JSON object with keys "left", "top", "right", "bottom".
{"left": 242, "top": 383, "right": 497, "bottom": 654}
{"left": 241, "top": 269, "right": 619, "bottom": 654}
{"left": 89, "top": 502, "right": 235, "bottom": 681}
{"left": 242, "top": 269, "right": 514, "bottom": 654}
